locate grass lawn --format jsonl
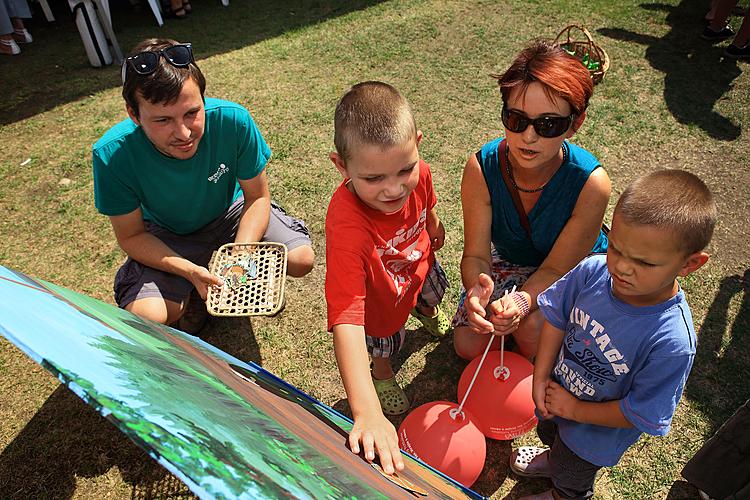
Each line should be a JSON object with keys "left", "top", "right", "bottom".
{"left": 1, "top": 0, "right": 748, "bottom": 498}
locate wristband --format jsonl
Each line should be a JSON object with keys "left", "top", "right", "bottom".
{"left": 510, "top": 291, "right": 530, "bottom": 319}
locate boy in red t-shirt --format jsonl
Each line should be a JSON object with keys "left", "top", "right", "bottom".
{"left": 326, "top": 81, "right": 450, "bottom": 475}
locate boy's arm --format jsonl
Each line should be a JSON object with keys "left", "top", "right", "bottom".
{"left": 425, "top": 207, "right": 445, "bottom": 250}
{"left": 544, "top": 382, "right": 633, "bottom": 428}
{"left": 533, "top": 321, "right": 565, "bottom": 419}
{"left": 332, "top": 324, "right": 404, "bottom": 474}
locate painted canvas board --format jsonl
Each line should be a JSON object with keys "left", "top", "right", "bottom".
{"left": 0, "top": 266, "right": 483, "bottom": 499}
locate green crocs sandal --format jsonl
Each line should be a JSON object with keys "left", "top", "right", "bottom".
{"left": 372, "top": 376, "right": 410, "bottom": 416}
{"left": 411, "top": 303, "right": 451, "bottom": 338}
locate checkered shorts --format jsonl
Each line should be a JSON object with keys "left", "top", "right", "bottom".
{"left": 366, "top": 259, "right": 449, "bottom": 359}
{"left": 451, "top": 247, "right": 537, "bottom": 328}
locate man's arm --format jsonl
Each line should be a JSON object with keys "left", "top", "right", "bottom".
{"left": 109, "top": 208, "right": 220, "bottom": 298}
{"left": 235, "top": 170, "right": 271, "bottom": 244}
{"left": 333, "top": 324, "right": 404, "bottom": 475}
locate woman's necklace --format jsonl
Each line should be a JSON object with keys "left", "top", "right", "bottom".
{"left": 505, "top": 145, "right": 568, "bottom": 194}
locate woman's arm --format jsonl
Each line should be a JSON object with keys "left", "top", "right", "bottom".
{"left": 459, "top": 154, "right": 498, "bottom": 333}
{"left": 460, "top": 154, "right": 493, "bottom": 290}
{"left": 521, "top": 167, "right": 611, "bottom": 309}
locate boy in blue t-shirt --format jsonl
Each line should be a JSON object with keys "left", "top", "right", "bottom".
{"left": 509, "top": 170, "right": 717, "bottom": 500}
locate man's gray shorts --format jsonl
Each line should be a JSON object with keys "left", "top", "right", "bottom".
{"left": 113, "top": 197, "right": 311, "bottom": 309}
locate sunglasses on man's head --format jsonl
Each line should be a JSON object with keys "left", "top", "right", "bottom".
{"left": 121, "top": 43, "right": 195, "bottom": 83}
{"left": 501, "top": 106, "right": 575, "bottom": 138}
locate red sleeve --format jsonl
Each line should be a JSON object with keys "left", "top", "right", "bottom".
{"left": 422, "top": 160, "right": 437, "bottom": 210}
{"left": 325, "top": 246, "right": 367, "bottom": 331}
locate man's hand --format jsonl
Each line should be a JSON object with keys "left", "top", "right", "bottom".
{"left": 348, "top": 410, "right": 404, "bottom": 475}
{"left": 427, "top": 220, "right": 446, "bottom": 251}
{"left": 544, "top": 381, "right": 579, "bottom": 420}
{"left": 186, "top": 265, "right": 223, "bottom": 300}
{"left": 465, "top": 273, "right": 495, "bottom": 334}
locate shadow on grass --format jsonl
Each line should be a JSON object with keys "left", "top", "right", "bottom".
{"left": 199, "top": 315, "right": 262, "bottom": 366}
{"left": 0, "top": 315, "right": 259, "bottom": 499}
{"left": 598, "top": 0, "right": 743, "bottom": 141}
{"left": 0, "top": 385, "right": 195, "bottom": 499}
{"left": 0, "top": 0, "right": 385, "bottom": 125}
{"left": 685, "top": 269, "right": 750, "bottom": 433}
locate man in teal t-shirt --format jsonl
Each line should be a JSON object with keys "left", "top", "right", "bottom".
{"left": 93, "top": 38, "right": 314, "bottom": 333}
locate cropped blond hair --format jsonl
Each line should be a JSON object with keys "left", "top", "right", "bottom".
{"left": 333, "top": 81, "right": 417, "bottom": 161}
{"left": 615, "top": 170, "right": 717, "bottom": 254}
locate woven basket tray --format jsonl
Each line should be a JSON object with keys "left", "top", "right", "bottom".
{"left": 554, "top": 25, "right": 610, "bottom": 85}
{"left": 206, "top": 242, "right": 287, "bottom": 317}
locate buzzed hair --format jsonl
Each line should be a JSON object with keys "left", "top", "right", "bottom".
{"left": 333, "top": 81, "right": 417, "bottom": 161}
{"left": 615, "top": 170, "right": 717, "bottom": 254}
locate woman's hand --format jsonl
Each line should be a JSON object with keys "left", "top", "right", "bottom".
{"left": 465, "top": 273, "right": 495, "bottom": 334}
{"left": 487, "top": 295, "right": 520, "bottom": 335}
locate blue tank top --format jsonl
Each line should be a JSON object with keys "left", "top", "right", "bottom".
{"left": 479, "top": 138, "right": 608, "bottom": 267}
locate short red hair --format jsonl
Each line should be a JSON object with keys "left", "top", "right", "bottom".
{"left": 494, "top": 40, "right": 593, "bottom": 115}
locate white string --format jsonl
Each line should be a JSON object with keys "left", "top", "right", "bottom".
{"left": 453, "top": 285, "right": 515, "bottom": 418}
{"left": 498, "top": 285, "right": 517, "bottom": 375}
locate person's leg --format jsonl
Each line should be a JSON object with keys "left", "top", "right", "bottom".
{"left": 547, "top": 433, "right": 600, "bottom": 500}
{"left": 725, "top": 10, "right": 750, "bottom": 56}
{"left": 261, "top": 201, "right": 314, "bottom": 277}
{"left": 411, "top": 259, "right": 451, "bottom": 337}
{"left": 706, "top": 0, "right": 739, "bottom": 35}
{"left": 0, "top": 1, "right": 20, "bottom": 55}
{"left": 512, "top": 308, "right": 545, "bottom": 360}
{"left": 367, "top": 328, "right": 410, "bottom": 415}
{"left": 168, "top": 0, "right": 186, "bottom": 18}
{"left": 125, "top": 295, "right": 183, "bottom": 324}
{"left": 452, "top": 249, "right": 536, "bottom": 359}
{"left": 733, "top": 10, "right": 750, "bottom": 46}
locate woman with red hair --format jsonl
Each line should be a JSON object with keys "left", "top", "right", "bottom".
{"left": 453, "top": 40, "right": 611, "bottom": 360}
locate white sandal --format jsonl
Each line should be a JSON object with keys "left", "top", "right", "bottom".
{"left": 510, "top": 446, "right": 551, "bottom": 478}
{"left": 13, "top": 28, "right": 33, "bottom": 44}
{"left": 0, "top": 38, "right": 21, "bottom": 55}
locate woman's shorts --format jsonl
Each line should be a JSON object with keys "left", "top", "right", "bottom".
{"left": 451, "top": 247, "right": 537, "bottom": 328}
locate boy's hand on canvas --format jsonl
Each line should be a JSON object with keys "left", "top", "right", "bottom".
{"left": 533, "top": 377, "right": 552, "bottom": 419}
{"left": 349, "top": 411, "right": 404, "bottom": 475}
{"left": 465, "top": 273, "right": 495, "bottom": 334}
{"left": 428, "top": 220, "right": 446, "bottom": 251}
{"left": 544, "top": 381, "right": 578, "bottom": 420}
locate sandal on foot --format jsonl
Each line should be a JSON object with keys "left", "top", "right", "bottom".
{"left": 183, "top": 0, "right": 192, "bottom": 13}
{"left": 166, "top": 6, "right": 187, "bottom": 19}
{"left": 510, "top": 446, "right": 551, "bottom": 478}
{"left": 411, "top": 303, "right": 451, "bottom": 338}
{"left": 372, "top": 376, "right": 410, "bottom": 415}
{"left": 0, "top": 38, "right": 20, "bottom": 55}
{"left": 12, "top": 28, "right": 32, "bottom": 44}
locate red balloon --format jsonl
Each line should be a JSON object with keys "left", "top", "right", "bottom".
{"left": 398, "top": 401, "right": 486, "bottom": 487}
{"left": 457, "top": 351, "right": 537, "bottom": 440}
